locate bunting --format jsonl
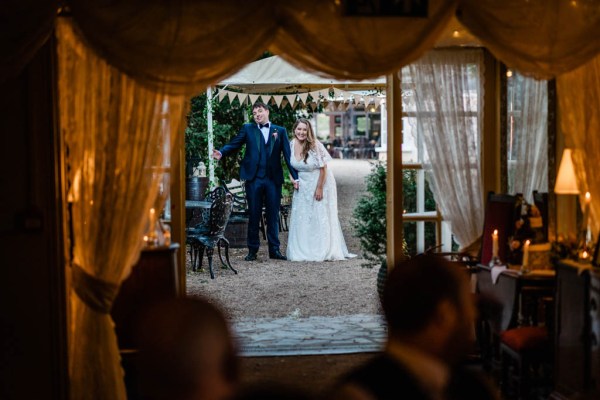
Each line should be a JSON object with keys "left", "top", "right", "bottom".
{"left": 272, "top": 95, "right": 285, "bottom": 108}
{"left": 248, "top": 94, "right": 261, "bottom": 105}
{"left": 237, "top": 93, "right": 249, "bottom": 105}
{"left": 298, "top": 92, "right": 310, "bottom": 105}
{"left": 214, "top": 88, "right": 384, "bottom": 110}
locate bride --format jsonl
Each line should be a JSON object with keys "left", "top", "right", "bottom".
{"left": 286, "top": 118, "right": 356, "bottom": 262}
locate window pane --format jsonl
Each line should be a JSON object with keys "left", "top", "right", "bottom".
{"left": 403, "top": 221, "right": 438, "bottom": 256}
{"left": 424, "top": 221, "right": 437, "bottom": 252}
{"left": 355, "top": 115, "right": 367, "bottom": 135}
{"left": 423, "top": 171, "right": 437, "bottom": 212}
{"left": 403, "top": 221, "right": 417, "bottom": 256}
{"left": 505, "top": 70, "right": 548, "bottom": 196}
{"left": 403, "top": 169, "right": 437, "bottom": 213}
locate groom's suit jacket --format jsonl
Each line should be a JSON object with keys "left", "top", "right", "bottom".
{"left": 220, "top": 123, "right": 298, "bottom": 184}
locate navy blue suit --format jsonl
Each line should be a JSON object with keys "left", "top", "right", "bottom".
{"left": 219, "top": 122, "right": 298, "bottom": 253}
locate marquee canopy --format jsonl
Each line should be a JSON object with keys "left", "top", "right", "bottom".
{"left": 219, "top": 55, "right": 386, "bottom": 94}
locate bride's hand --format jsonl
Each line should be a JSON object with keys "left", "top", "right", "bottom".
{"left": 314, "top": 187, "right": 323, "bottom": 201}
{"left": 292, "top": 179, "right": 299, "bottom": 190}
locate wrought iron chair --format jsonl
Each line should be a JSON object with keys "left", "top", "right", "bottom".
{"left": 187, "top": 187, "right": 237, "bottom": 279}
{"left": 221, "top": 179, "right": 267, "bottom": 239}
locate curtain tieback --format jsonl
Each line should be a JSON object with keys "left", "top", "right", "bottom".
{"left": 72, "top": 264, "right": 119, "bottom": 314}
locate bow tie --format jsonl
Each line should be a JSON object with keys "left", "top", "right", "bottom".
{"left": 259, "top": 123, "right": 270, "bottom": 129}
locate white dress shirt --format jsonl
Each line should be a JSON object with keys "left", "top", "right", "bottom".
{"left": 259, "top": 122, "right": 270, "bottom": 143}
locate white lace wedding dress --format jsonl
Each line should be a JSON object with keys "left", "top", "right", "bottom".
{"left": 286, "top": 139, "right": 356, "bottom": 262}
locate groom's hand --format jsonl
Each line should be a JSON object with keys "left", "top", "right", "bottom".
{"left": 212, "top": 149, "right": 222, "bottom": 160}
{"left": 292, "top": 179, "right": 299, "bottom": 190}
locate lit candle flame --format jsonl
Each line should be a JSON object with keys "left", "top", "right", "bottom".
{"left": 583, "top": 250, "right": 589, "bottom": 259}
{"left": 522, "top": 239, "right": 530, "bottom": 268}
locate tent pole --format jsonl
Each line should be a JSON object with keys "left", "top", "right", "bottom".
{"left": 207, "top": 87, "right": 215, "bottom": 187}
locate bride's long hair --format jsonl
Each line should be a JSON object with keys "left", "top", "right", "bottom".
{"left": 292, "top": 118, "right": 316, "bottom": 163}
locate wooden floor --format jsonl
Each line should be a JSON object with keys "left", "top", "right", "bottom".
{"left": 240, "top": 352, "right": 378, "bottom": 396}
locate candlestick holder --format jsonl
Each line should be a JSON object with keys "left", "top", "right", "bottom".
{"left": 520, "top": 263, "right": 531, "bottom": 274}
{"left": 144, "top": 208, "right": 160, "bottom": 247}
{"left": 578, "top": 246, "right": 592, "bottom": 263}
{"left": 488, "top": 256, "right": 503, "bottom": 268}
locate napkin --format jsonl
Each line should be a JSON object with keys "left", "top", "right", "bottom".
{"left": 491, "top": 265, "right": 507, "bottom": 284}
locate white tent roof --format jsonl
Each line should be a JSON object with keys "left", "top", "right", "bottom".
{"left": 219, "top": 56, "right": 385, "bottom": 94}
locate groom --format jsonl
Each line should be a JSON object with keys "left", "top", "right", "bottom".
{"left": 212, "top": 102, "right": 298, "bottom": 261}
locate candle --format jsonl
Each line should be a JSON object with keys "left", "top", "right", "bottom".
{"left": 149, "top": 208, "right": 156, "bottom": 227}
{"left": 492, "top": 229, "right": 499, "bottom": 258}
{"left": 584, "top": 192, "right": 591, "bottom": 240}
{"left": 582, "top": 250, "right": 589, "bottom": 260}
{"left": 522, "top": 239, "right": 530, "bottom": 267}
{"left": 147, "top": 208, "right": 158, "bottom": 246}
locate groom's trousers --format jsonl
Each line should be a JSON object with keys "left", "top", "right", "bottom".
{"left": 245, "top": 176, "right": 282, "bottom": 253}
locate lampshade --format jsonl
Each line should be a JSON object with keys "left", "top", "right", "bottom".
{"left": 554, "top": 149, "right": 579, "bottom": 194}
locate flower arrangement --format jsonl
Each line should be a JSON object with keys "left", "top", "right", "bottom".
{"left": 550, "top": 234, "right": 580, "bottom": 262}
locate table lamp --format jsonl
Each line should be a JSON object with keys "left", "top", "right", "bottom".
{"left": 554, "top": 149, "right": 578, "bottom": 195}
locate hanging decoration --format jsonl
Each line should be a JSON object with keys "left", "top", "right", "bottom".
{"left": 215, "top": 87, "right": 384, "bottom": 110}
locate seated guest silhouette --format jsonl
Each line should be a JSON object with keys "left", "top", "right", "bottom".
{"left": 135, "top": 296, "right": 239, "bottom": 400}
{"left": 330, "top": 255, "right": 498, "bottom": 400}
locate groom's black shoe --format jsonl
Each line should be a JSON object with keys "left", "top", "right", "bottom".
{"left": 244, "top": 252, "right": 258, "bottom": 261}
{"left": 269, "top": 250, "right": 287, "bottom": 260}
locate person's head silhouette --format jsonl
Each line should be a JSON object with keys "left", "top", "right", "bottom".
{"left": 136, "top": 296, "right": 238, "bottom": 400}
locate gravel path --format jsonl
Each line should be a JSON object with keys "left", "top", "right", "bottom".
{"left": 186, "top": 159, "right": 383, "bottom": 319}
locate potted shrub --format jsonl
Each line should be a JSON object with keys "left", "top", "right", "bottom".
{"left": 352, "top": 163, "right": 408, "bottom": 301}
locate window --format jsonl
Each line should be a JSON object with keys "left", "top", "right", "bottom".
{"left": 400, "top": 53, "right": 483, "bottom": 255}
{"left": 400, "top": 75, "right": 448, "bottom": 254}
{"left": 400, "top": 115, "right": 450, "bottom": 254}
{"left": 504, "top": 68, "right": 549, "bottom": 200}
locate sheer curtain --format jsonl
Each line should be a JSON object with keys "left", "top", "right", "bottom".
{"left": 507, "top": 73, "right": 548, "bottom": 203}
{"left": 57, "top": 19, "right": 187, "bottom": 400}
{"left": 5, "top": 1, "right": 600, "bottom": 85}
{"left": 458, "top": 0, "right": 600, "bottom": 79}
{"left": 273, "top": 0, "right": 456, "bottom": 79}
{"left": 558, "top": 53, "right": 600, "bottom": 235}
{"left": 408, "top": 50, "right": 485, "bottom": 251}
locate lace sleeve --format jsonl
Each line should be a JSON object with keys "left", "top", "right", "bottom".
{"left": 313, "top": 140, "right": 332, "bottom": 168}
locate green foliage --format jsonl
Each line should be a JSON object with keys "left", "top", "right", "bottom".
{"left": 402, "top": 169, "right": 437, "bottom": 255}
{"left": 354, "top": 163, "right": 442, "bottom": 265}
{"left": 185, "top": 91, "right": 306, "bottom": 189}
{"left": 352, "top": 163, "right": 388, "bottom": 267}
{"left": 185, "top": 94, "right": 246, "bottom": 181}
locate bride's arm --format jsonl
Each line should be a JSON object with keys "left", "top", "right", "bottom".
{"left": 314, "top": 140, "right": 330, "bottom": 201}
{"left": 314, "top": 166, "right": 327, "bottom": 201}
{"left": 290, "top": 173, "right": 299, "bottom": 190}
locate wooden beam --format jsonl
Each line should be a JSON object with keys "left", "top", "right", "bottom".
{"left": 386, "top": 72, "right": 404, "bottom": 269}
{"left": 482, "top": 50, "right": 501, "bottom": 197}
